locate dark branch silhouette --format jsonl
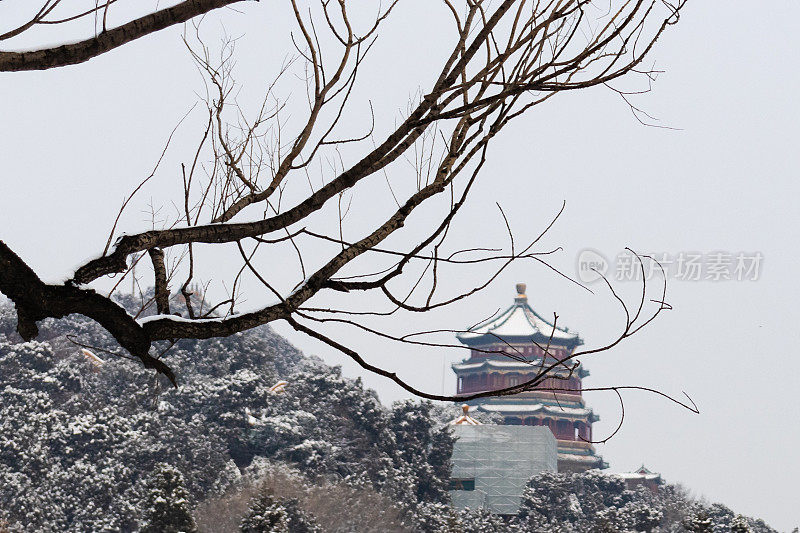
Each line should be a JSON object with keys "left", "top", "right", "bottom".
{"left": 0, "top": 0, "right": 247, "bottom": 71}
{"left": 0, "top": 0, "right": 688, "bottom": 406}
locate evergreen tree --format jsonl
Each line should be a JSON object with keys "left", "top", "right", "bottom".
{"left": 683, "top": 508, "right": 714, "bottom": 533}
{"left": 731, "top": 514, "right": 751, "bottom": 533}
{"left": 240, "top": 489, "right": 289, "bottom": 533}
{"left": 427, "top": 425, "right": 456, "bottom": 501}
{"left": 0, "top": 302, "right": 783, "bottom": 532}
{"left": 518, "top": 470, "right": 633, "bottom": 528}
{"left": 388, "top": 400, "right": 455, "bottom": 504}
{"left": 620, "top": 500, "right": 663, "bottom": 531}
{"left": 280, "top": 498, "right": 320, "bottom": 533}
{"left": 412, "top": 502, "right": 462, "bottom": 533}
{"left": 140, "top": 463, "right": 198, "bottom": 533}
{"left": 460, "top": 507, "right": 519, "bottom": 532}
{"left": 240, "top": 488, "right": 319, "bottom": 533}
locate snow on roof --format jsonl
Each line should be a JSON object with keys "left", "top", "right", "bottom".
{"left": 449, "top": 404, "right": 483, "bottom": 425}
{"left": 615, "top": 465, "right": 662, "bottom": 480}
{"left": 457, "top": 283, "right": 581, "bottom": 347}
{"left": 452, "top": 359, "right": 543, "bottom": 371}
{"left": 477, "top": 403, "right": 593, "bottom": 417}
{"left": 616, "top": 472, "right": 661, "bottom": 480}
{"left": 452, "top": 358, "right": 590, "bottom": 378}
{"left": 558, "top": 452, "right": 604, "bottom": 463}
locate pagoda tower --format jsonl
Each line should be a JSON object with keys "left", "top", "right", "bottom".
{"left": 453, "top": 283, "right": 606, "bottom": 472}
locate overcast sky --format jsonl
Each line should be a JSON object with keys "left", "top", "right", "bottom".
{"left": 1, "top": 1, "right": 798, "bottom": 530}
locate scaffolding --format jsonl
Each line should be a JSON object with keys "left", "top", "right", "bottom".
{"left": 449, "top": 425, "right": 557, "bottom": 515}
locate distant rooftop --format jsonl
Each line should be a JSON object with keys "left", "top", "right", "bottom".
{"left": 449, "top": 404, "right": 482, "bottom": 426}
{"left": 616, "top": 465, "right": 662, "bottom": 481}
{"left": 456, "top": 283, "right": 583, "bottom": 348}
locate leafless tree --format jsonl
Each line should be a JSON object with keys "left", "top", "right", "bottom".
{"left": 0, "top": 0, "right": 244, "bottom": 71}
{"left": 0, "top": 0, "right": 692, "bottom": 406}
{"left": 194, "top": 462, "right": 406, "bottom": 532}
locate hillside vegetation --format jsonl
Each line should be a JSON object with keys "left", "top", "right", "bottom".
{"left": 0, "top": 298, "right": 780, "bottom": 532}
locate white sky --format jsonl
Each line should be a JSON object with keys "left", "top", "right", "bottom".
{"left": 1, "top": 1, "right": 798, "bottom": 530}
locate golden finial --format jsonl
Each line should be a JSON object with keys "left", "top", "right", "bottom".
{"left": 515, "top": 282, "right": 527, "bottom": 300}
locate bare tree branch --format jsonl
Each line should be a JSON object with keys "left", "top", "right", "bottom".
{"left": 0, "top": 0, "right": 247, "bottom": 71}
{"left": 0, "top": 0, "right": 688, "bottom": 403}
{"left": 148, "top": 248, "right": 171, "bottom": 315}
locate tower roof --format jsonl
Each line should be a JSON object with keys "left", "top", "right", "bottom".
{"left": 457, "top": 283, "right": 582, "bottom": 348}
{"left": 475, "top": 402, "right": 598, "bottom": 422}
{"left": 451, "top": 358, "right": 589, "bottom": 378}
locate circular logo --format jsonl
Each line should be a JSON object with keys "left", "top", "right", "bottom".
{"left": 576, "top": 249, "right": 609, "bottom": 283}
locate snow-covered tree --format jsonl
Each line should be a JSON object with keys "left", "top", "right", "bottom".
{"left": 239, "top": 489, "right": 290, "bottom": 533}
{"left": 731, "top": 514, "right": 751, "bottom": 533}
{"left": 0, "top": 302, "right": 301, "bottom": 530}
{"left": 140, "top": 463, "right": 198, "bottom": 533}
{"left": 514, "top": 471, "right": 782, "bottom": 533}
{"left": 412, "top": 502, "right": 462, "bottom": 533}
{"left": 275, "top": 498, "right": 319, "bottom": 533}
{"left": 619, "top": 500, "right": 664, "bottom": 531}
{"left": 683, "top": 508, "right": 714, "bottom": 532}
{"left": 460, "top": 507, "right": 519, "bottom": 533}
{"left": 388, "top": 400, "right": 454, "bottom": 505}
{"left": 518, "top": 470, "right": 634, "bottom": 529}
{"left": 0, "top": 303, "right": 781, "bottom": 532}
{"left": 239, "top": 487, "right": 320, "bottom": 533}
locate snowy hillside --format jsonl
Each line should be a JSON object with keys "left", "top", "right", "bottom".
{"left": 0, "top": 300, "right": 782, "bottom": 532}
